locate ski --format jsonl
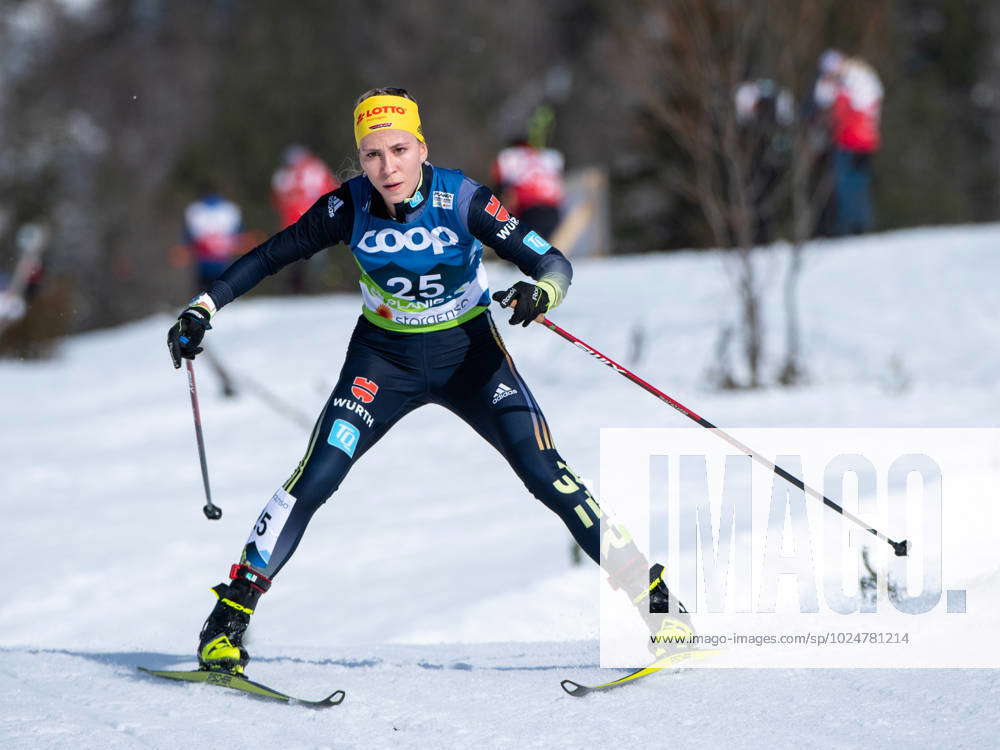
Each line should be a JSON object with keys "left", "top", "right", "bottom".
{"left": 560, "top": 649, "right": 720, "bottom": 697}
{"left": 138, "top": 666, "right": 345, "bottom": 708}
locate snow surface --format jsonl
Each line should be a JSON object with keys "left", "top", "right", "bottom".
{"left": 2, "top": 225, "right": 999, "bottom": 748}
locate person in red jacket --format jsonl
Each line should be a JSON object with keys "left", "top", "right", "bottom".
{"left": 491, "top": 106, "right": 565, "bottom": 240}
{"left": 491, "top": 139, "right": 565, "bottom": 239}
{"left": 271, "top": 145, "right": 339, "bottom": 291}
{"left": 814, "top": 49, "right": 883, "bottom": 235}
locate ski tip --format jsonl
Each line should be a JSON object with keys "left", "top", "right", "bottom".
{"left": 560, "top": 679, "right": 589, "bottom": 697}
{"left": 292, "top": 689, "right": 346, "bottom": 709}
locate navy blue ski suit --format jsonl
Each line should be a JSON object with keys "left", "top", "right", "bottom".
{"left": 202, "top": 164, "right": 606, "bottom": 580}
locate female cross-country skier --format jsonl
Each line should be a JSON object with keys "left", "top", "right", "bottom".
{"left": 167, "top": 87, "right": 694, "bottom": 674}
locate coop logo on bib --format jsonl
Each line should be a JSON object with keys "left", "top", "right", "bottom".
{"left": 358, "top": 226, "right": 459, "bottom": 256}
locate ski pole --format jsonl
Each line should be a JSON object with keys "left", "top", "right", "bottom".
{"left": 185, "top": 359, "right": 222, "bottom": 520}
{"left": 203, "top": 348, "right": 313, "bottom": 430}
{"left": 539, "top": 317, "right": 908, "bottom": 557}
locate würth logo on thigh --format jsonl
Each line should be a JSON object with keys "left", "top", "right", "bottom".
{"left": 351, "top": 376, "right": 379, "bottom": 404}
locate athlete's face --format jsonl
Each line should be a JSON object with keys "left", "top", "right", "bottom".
{"left": 359, "top": 131, "right": 428, "bottom": 215}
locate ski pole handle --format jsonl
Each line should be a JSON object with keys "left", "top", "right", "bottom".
{"left": 185, "top": 359, "right": 222, "bottom": 520}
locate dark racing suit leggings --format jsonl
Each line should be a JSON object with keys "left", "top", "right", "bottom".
{"left": 238, "top": 310, "right": 627, "bottom": 587}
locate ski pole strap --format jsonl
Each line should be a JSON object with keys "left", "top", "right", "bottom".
{"left": 230, "top": 563, "right": 272, "bottom": 593}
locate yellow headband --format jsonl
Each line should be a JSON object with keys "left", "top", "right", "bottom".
{"left": 353, "top": 95, "right": 424, "bottom": 147}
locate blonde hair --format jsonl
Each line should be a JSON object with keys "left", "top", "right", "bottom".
{"left": 354, "top": 87, "right": 418, "bottom": 107}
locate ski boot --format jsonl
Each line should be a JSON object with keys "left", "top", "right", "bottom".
{"left": 643, "top": 563, "right": 696, "bottom": 657}
{"left": 197, "top": 564, "right": 270, "bottom": 674}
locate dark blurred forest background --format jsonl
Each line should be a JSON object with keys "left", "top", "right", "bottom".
{"left": 1, "top": 0, "right": 998, "bottom": 338}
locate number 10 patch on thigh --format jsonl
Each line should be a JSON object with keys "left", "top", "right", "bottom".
{"left": 328, "top": 419, "right": 360, "bottom": 457}
{"left": 245, "top": 488, "right": 297, "bottom": 568}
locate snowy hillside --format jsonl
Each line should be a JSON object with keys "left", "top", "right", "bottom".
{"left": 3, "top": 225, "right": 999, "bottom": 748}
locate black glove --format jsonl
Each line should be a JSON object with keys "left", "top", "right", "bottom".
{"left": 492, "top": 281, "right": 550, "bottom": 327}
{"left": 167, "top": 306, "right": 212, "bottom": 368}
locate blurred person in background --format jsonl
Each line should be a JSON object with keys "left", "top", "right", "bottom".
{"left": 814, "top": 49, "right": 883, "bottom": 235}
{"left": 167, "top": 86, "right": 692, "bottom": 676}
{"left": 182, "top": 190, "right": 244, "bottom": 397}
{"left": 271, "top": 145, "right": 339, "bottom": 293}
{"left": 0, "top": 223, "right": 47, "bottom": 335}
{"left": 491, "top": 104, "right": 565, "bottom": 239}
{"left": 735, "top": 78, "right": 795, "bottom": 245}
{"left": 183, "top": 189, "right": 244, "bottom": 291}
